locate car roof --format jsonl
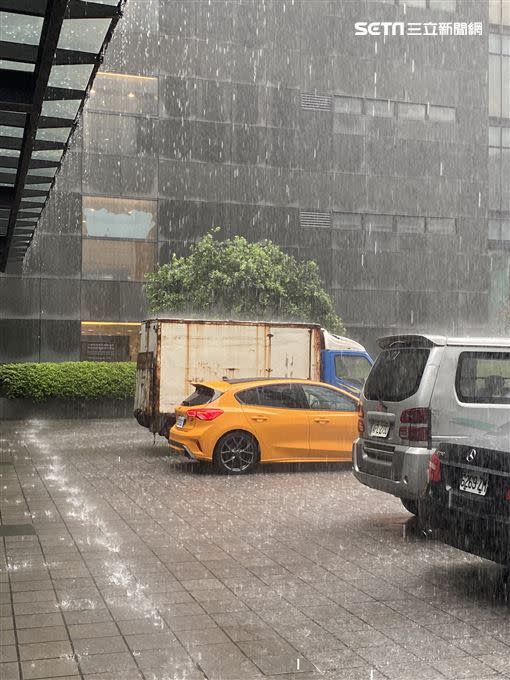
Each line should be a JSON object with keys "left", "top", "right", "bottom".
{"left": 191, "top": 378, "right": 358, "bottom": 399}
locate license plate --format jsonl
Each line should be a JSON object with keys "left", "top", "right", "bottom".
{"left": 370, "top": 422, "right": 389, "bottom": 438}
{"left": 459, "top": 474, "right": 488, "bottom": 496}
{"left": 176, "top": 415, "right": 186, "bottom": 429}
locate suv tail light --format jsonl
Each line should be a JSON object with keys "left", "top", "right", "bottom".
{"left": 428, "top": 451, "right": 442, "bottom": 483}
{"left": 186, "top": 408, "right": 224, "bottom": 421}
{"left": 357, "top": 404, "right": 365, "bottom": 435}
{"left": 399, "top": 408, "right": 431, "bottom": 442}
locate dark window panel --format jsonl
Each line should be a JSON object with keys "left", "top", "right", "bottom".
{"left": 41, "top": 234, "right": 82, "bottom": 277}
{"left": 41, "top": 279, "right": 80, "bottom": 320}
{"left": 40, "top": 320, "right": 80, "bottom": 362}
{"left": 0, "top": 319, "right": 39, "bottom": 363}
{"left": 81, "top": 280, "right": 121, "bottom": 321}
{"left": 88, "top": 73, "right": 158, "bottom": 115}
{"left": 82, "top": 239, "right": 156, "bottom": 281}
{"left": 0, "top": 276, "right": 40, "bottom": 319}
{"left": 82, "top": 153, "right": 122, "bottom": 196}
{"left": 120, "top": 156, "right": 158, "bottom": 197}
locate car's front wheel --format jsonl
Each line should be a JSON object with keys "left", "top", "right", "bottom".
{"left": 213, "top": 430, "right": 259, "bottom": 474}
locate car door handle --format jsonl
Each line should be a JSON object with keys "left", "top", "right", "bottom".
{"left": 313, "top": 418, "right": 330, "bottom": 424}
{"left": 251, "top": 416, "right": 268, "bottom": 422}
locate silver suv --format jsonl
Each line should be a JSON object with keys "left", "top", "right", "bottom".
{"left": 352, "top": 334, "right": 510, "bottom": 514}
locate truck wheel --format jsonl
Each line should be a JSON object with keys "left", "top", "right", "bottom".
{"left": 213, "top": 431, "right": 259, "bottom": 474}
{"left": 401, "top": 498, "right": 419, "bottom": 515}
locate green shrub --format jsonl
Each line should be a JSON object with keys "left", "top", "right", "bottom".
{"left": 0, "top": 362, "right": 136, "bottom": 402}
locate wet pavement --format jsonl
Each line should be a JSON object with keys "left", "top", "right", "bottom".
{"left": 0, "top": 419, "right": 509, "bottom": 680}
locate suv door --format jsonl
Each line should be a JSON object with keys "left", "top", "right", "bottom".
{"left": 236, "top": 383, "right": 310, "bottom": 461}
{"left": 299, "top": 383, "right": 358, "bottom": 460}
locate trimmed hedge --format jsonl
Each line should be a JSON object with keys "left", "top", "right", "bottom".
{"left": 0, "top": 362, "right": 136, "bottom": 402}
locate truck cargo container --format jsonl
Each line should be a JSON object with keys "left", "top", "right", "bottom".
{"left": 134, "top": 318, "right": 372, "bottom": 437}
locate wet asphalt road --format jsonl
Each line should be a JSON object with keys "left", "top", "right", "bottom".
{"left": 0, "top": 418, "right": 509, "bottom": 680}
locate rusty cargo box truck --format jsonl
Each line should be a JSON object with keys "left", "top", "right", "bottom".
{"left": 134, "top": 318, "right": 372, "bottom": 437}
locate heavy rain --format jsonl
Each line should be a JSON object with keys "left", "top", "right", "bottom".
{"left": 0, "top": 1, "right": 509, "bottom": 680}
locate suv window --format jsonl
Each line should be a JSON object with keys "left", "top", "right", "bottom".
{"left": 301, "top": 384, "right": 357, "bottom": 411}
{"left": 365, "top": 348, "right": 430, "bottom": 402}
{"left": 456, "top": 352, "right": 510, "bottom": 404}
{"left": 237, "top": 383, "right": 302, "bottom": 409}
{"left": 182, "top": 385, "right": 219, "bottom": 406}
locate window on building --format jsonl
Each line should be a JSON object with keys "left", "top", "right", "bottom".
{"left": 489, "top": 0, "right": 510, "bottom": 25}
{"left": 333, "top": 212, "right": 362, "bottom": 230}
{"left": 490, "top": 54, "right": 503, "bottom": 117}
{"left": 489, "top": 218, "right": 510, "bottom": 242}
{"left": 365, "top": 99, "right": 394, "bottom": 118}
{"left": 82, "top": 239, "right": 156, "bottom": 281}
{"left": 88, "top": 72, "right": 158, "bottom": 115}
{"left": 428, "top": 105, "right": 456, "bottom": 123}
{"left": 490, "top": 126, "right": 502, "bottom": 146}
{"left": 490, "top": 31, "right": 510, "bottom": 118}
{"left": 426, "top": 217, "right": 456, "bottom": 234}
{"left": 404, "top": 0, "right": 427, "bottom": 8}
{"left": 80, "top": 322, "right": 140, "bottom": 362}
{"left": 396, "top": 216, "right": 425, "bottom": 233}
{"left": 398, "top": 102, "right": 426, "bottom": 120}
{"left": 334, "top": 96, "right": 363, "bottom": 115}
{"left": 365, "top": 214, "right": 394, "bottom": 231}
{"left": 428, "top": 0, "right": 456, "bottom": 11}
{"left": 82, "top": 197, "right": 157, "bottom": 240}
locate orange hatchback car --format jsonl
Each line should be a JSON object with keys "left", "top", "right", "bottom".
{"left": 169, "top": 378, "right": 359, "bottom": 474}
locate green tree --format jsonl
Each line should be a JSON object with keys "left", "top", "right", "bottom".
{"left": 145, "top": 230, "right": 344, "bottom": 333}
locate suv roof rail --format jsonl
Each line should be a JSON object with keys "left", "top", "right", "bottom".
{"left": 379, "top": 334, "right": 510, "bottom": 349}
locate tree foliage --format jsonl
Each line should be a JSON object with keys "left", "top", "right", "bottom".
{"left": 0, "top": 362, "right": 136, "bottom": 402}
{"left": 145, "top": 230, "right": 344, "bottom": 333}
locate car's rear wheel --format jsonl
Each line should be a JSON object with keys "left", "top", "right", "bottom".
{"left": 213, "top": 431, "right": 259, "bottom": 474}
{"left": 401, "top": 498, "right": 419, "bottom": 515}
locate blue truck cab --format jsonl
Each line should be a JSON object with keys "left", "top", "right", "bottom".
{"left": 320, "top": 331, "right": 373, "bottom": 395}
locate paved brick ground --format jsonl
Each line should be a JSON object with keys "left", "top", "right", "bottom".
{"left": 0, "top": 419, "right": 509, "bottom": 680}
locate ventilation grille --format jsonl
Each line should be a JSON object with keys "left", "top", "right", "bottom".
{"left": 300, "top": 91, "right": 332, "bottom": 111}
{"left": 300, "top": 211, "right": 331, "bottom": 229}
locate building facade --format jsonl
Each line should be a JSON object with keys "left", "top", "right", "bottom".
{"left": 0, "top": 0, "right": 508, "bottom": 362}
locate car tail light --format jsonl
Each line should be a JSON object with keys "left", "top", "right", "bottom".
{"left": 399, "top": 408, "right": 430, "bottom": 442}
{"left": 357, "top": 404, "right": 365, "bottom": 435}
{"left": 186, "top": 408, "right": 224, "bottom": 421}
{"left": 428, "top": 451, "right": 442, "bottom": 483}
{"left": 505, "top": 486, "right": 510, "bottom": 501}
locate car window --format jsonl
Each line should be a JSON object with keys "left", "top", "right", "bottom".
{"left": 301, "top": 384, "right": 357, "bottom": 411}
{"left": 182, "top": 385, "right": 220, "bottom": 406}
{"left": 257, "top": 383, "right": 302, "bottom": 409}
{"left": 235, "top": 387, "right": 260, "bottom": 406}
{"left": 456, "top": 352, "right": 510, "bottom": 404}
{"left": 364, "top": 348, "right": 430, "bottom": 402}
